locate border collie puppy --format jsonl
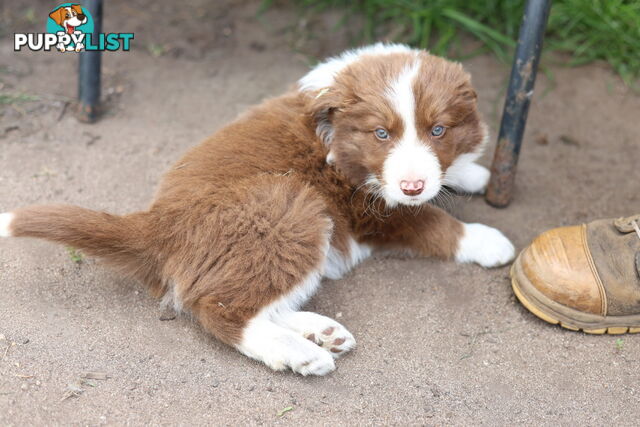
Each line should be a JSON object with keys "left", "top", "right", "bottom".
{"left": 0, "top": 44, "right": 515, "bottom": 375}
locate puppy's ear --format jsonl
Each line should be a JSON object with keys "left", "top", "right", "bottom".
{"left": 49, "top": 7, "right": 66, "bottom": 26}
{"left": 71, "top": 4, "right": 84, "bottom": 15}
{"left": 307, "top": 87, "right": 342, "bottom": 145}
{"left": 456, "top": 82, "right": 477, "bottom": 104}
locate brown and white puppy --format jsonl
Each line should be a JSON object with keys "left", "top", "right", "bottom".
{"left": 0, "top": 44, "right": 514, "bottom": 375}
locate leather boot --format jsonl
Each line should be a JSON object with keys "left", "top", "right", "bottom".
{"left": 511, "top": 215, "right": 640, "bottom": 334}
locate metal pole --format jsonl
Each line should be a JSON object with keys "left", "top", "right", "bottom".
{"left": 485, "top": 0, "right": 552, "bottom": 207}
{"left": 77, "top": 0, "right": 103, "bottom": 123}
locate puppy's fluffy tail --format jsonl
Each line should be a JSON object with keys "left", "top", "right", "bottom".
{"left": 1, "top": 205, "right": 153, "bottom": 276}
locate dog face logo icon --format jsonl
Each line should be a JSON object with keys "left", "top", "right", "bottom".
{"left": 46, "top": 3, "right": 94, "bottom": 52}
{"left": 49, "top": 4, "right": 88, "bottom": 35}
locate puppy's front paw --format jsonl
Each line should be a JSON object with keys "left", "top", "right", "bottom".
{"left": 455, "top": 223, "right": 515, "bottom": 268}
{"left": 75, "top": 43, "right": 84, "bottom": 52}
{"left": 457, "top": 163, "right": 490, "bottom": 194}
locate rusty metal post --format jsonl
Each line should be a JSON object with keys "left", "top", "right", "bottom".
{"left": 486, "top": 0, "right": 552, "bottom": 207}
{"left": 77, "top": 0, "right": 103, "bottom": 123}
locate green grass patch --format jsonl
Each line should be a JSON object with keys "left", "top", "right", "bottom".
{"left": 0, "top": 93, "right": 39, "bottom": 105}
{"left": 282, "top": 0, "right": 640, "bottom": 84}
{"left": 66, "top": 247, "right": 85, "bottom": 264}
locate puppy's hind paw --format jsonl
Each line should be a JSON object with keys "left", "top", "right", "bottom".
{"left": 305, "top": 323, "right": 356, "bottom": 359}
{"left": 278, "top": 311, "right": 356, "bottom": 359}
{"left": 237, "top": 318, "right": 337, "bottom": 376}
{"left": 288, "top": 345, "right": 336, "bottom": 376}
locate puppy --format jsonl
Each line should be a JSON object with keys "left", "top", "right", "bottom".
{"left": 48, "top": 4, "right": 87, "bottom": 52}
{"left": 0, "top": 44, "right": 515, "bottom": 375}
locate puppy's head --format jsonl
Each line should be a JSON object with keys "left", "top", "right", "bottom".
{"left": 49, "top": 5, "right": 87, "bottom": 29}
{"left": 301, "top": 43, "right": 488, "bottom": 208}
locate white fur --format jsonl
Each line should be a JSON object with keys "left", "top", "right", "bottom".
{"left": 443, "top": 123, "right": 491, "bottom": 193}
{"left": 323, "top": 237, "right": 372, "bottom": 280}
{"left": 326, "top": 150, "right": 336, "bottom": 164}
{"left": 298, "top": 43, "right": 414, "bottom": 92}
{"left": 444, "top": 154, "right": 490, "bottom": 194}
{"left": 0, "top": 212, "right": 14, "bottom": 237}
{"left": 275, "top": 311, "right": 356, "bottom": 358}
{"left": 160, "top": 280, "right": 183, "bottom": 313}
{"left": 455, "top": 223, "right": 515, "bottom": 268}
{"left": 381, "top": 61, "right": 442, "bottom": 207}
{"left": 236, "top": 269, "right": 337, "bottom": 375}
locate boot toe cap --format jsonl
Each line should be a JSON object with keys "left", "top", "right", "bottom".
{"left": 520, "top": 225, "right": 604, "bottom": 315}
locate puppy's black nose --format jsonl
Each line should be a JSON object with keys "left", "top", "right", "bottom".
{"left": 78, "top": 14, "right": 87, "bottom": 22}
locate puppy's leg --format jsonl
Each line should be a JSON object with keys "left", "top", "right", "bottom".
{"left": 237, "top": 272, "right": 336, "bottom": 375}
{"left": 179, "top": 175, "right": 341, "bottom": 375}
{"left": 443, "top": 153, "right": 490, "bottom": 194}
{"left": 239, "top": 320, "right": 336, "bottom": 375}
{"left": 382, "top": 204, "right": 514, "bottom": 268}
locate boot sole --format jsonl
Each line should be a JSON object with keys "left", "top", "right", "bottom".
{"left": 511, "top": 252, "right": 640, "bottom": 334}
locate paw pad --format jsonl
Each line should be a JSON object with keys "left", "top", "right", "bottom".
{"left": 322, "top": 327, "right": 335, "bottom": 335}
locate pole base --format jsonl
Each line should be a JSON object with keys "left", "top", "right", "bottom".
{"left": 76, "top": 102, "right": 100, "bottom": 123}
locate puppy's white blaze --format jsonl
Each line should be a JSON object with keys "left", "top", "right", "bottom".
{"left": 455, "top": 223, "right": 515, "bottom": 268}
{"left": 298, "top": 43, "right": 414, "bottom": 92}
{"left": 0, "top": 212, "right": 14, "bottom": 237}
{"left": 381, "top": 61, "right": 442, "bottom": 206}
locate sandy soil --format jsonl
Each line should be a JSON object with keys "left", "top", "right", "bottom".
{"left": 2, "top": 1, "right": 640, "bottom": 425}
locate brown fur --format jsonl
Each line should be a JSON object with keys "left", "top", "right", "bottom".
{"left": 7, "top": 51, "right": 483, "bottom": 349}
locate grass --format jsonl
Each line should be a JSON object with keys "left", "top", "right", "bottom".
{"left": 279, "top": 0, "right": 640, "bottom": 84}
{"left": 0, "top": 93, "right": 39, "bottom": 105}
{"left": 277, "top": 406, "right": 294, "bottom": 417}
{"left": 615, "top": 338, "right": 624, "bottom": 351}
{"left": 66, "top": 247, "right": 85, "bottom": 264}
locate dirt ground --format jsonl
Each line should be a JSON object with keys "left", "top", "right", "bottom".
{"left": 2, "top": 1, "right": 640, "bottom": 425}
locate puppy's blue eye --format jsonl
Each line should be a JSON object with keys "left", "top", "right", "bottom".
{"left": 431, "top": 125, "right": 445, "bottom": 137}
{"left": 374, "top": 128, "right": 389, "bottom": 140}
